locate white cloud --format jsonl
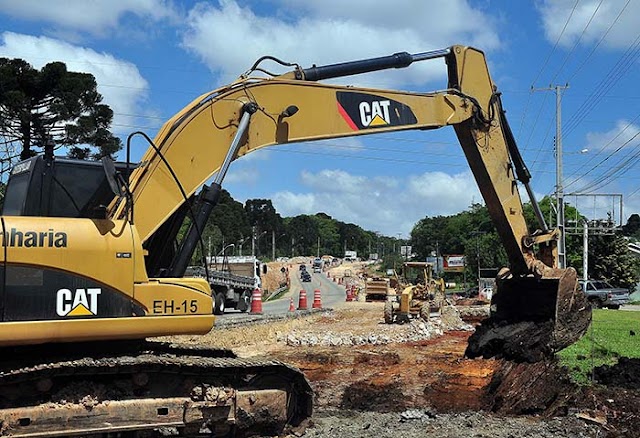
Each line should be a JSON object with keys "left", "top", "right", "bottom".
{"left": 225, "top": 166, "right": 261, "bottom": 185}
{"left": 538, "top": 0, "right": 640, "bottom": 49}
{"left": 181, "top": 0, "right": 500, "bottom": 88}
{"left": 407, "top": 171, "right": 481, "bottom": 211}
{"left": 0, "top": 0, "right": 175, "bottom": 35}
{"left": 0, "top": 32, "right": 149, "bottom": 132}
{"left": 271, "top": 192, "right": 318, "bottom": 215}
{"left": 300, "top": 169, "right": 369, "bottom": 194}
{"left": 585, "top": 119, "right": 640, "bottom": 152}
{"left": 271, "top": 168, "right": 480, "bottom": 235}
{"left": 562, "top": 120, "right": 640, "bottom": 196}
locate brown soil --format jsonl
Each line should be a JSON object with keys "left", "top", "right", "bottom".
{"left": 164, "top": 304, "right": 640, "bottom": 437}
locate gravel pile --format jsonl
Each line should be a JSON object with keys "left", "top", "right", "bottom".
{"left": 292, "top": 408, "right": 600, "bottom": 438}
{"left": 278, "top": 306, "right": 473, "bottom": 347}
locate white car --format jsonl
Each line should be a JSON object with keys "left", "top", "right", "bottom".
{"left": 479, "top": 287, "right": 493, "bottom": 300}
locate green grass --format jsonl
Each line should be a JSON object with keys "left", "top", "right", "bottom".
{"left": 265, "top": 287, "right": 288, "bottom": 301}
{"left": 558, "top": 309, "right": 640, "bottom": 385}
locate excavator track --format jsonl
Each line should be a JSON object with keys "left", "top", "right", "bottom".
{"left": 0, "top": 341, "right": 313, "bottom": 437}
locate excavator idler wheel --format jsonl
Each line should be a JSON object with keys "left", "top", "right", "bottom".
{"left": 245, "top": 372, "right": 310, "bottom": 435}
{"left": 465, "top": 267, "right": 592, "bottom": 362}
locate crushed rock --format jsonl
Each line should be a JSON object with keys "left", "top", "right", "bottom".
{"left": 278, "top": 306, "right": 475, "bottom": 347}
{"left": 295, "top": 408, "right": 600, "bottom": 438}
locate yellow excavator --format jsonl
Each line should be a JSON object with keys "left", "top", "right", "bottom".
{"left": 0, "top": 45, "right": 591, "bottom": 436}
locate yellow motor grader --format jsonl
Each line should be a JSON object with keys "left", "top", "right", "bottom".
{"left": 384, "top": 262, "right": 446, "bottom": 324}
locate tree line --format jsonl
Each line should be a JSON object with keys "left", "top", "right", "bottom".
{"left": 409, "top": 198, "right": 640, "bottom": 289}
{"left": 193, "top": 189, "right": 640, "bottom": 289}
{"left": 191, "top": 191, "right": 395, "bottom": 262}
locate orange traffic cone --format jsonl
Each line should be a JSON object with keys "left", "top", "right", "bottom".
{"left": 312, "top": 289, "right": 322, "bottom": 309}
{"left": 249, "top": 288, "right": 263, "bottom": 314}
{"left": 346, "top": 285, "right": 353, "bottom": 302}
{"left": 298, "top": 289, "right": 308, "bottom": 310}
{"left": 288, "top": 297, "right": 295, "bottom": 312}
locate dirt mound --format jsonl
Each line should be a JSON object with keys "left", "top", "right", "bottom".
{"left": 264, "top": 261, "right": 289, "bottom": 293}
{"left": 594, "top": 358, "right": 640, "bottom": 389}
{"left": 484, "top": 360, "right": 577, "bottom": 415}
{"left": 341, "top": 381, "right": 408, "bottom": 412}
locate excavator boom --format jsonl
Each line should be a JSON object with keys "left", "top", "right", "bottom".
{"left": 111, "top": 45, "right": 590, "bottom": 360}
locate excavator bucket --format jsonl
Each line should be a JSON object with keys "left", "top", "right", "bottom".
{"left": 466, "top": 267, "right": 592, "bottom": 362}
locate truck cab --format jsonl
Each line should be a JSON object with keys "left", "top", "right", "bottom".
{"left": 579, "top": 279, "right": 630, "bottom": 309}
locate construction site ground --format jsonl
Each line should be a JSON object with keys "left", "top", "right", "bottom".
{"left": 165, "top": 308, "right": 638, "bottom": 436}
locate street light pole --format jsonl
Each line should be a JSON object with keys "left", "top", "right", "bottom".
{"left": 476, "top": 236, "right": 481, "bottom": 283}
{"left": 473, "top": 231, "right": 484, "bottom": 285}
{"left": 251, "top": 226, "right": 256, "bottom": 257}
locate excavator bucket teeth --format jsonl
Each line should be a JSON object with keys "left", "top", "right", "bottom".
{"left": 466, "top": 267, "right": 592, "bottom": 362}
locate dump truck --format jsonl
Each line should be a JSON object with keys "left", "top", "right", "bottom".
{"left": 205, "top": 255, "right": 265, "bottom": 314}
{"left": 365, "top": 276, "right": 392, "bottom": 302}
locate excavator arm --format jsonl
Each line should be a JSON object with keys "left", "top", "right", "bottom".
{"left": 112, "top": 45, "right": 590, "bottom": 360}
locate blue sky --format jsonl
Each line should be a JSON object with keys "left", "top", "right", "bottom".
{"left": 0, "top": 0, "right": 638, "bottom": 236}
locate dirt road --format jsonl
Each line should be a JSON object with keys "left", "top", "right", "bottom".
{"left": 160, "top": 299, "right": 638, "bottom": 437}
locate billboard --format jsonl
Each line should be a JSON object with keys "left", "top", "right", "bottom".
{"left": 442, "top": 255, "right": 465, "bottom": 272}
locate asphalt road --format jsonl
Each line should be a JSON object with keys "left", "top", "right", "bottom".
{"left": 215, "top": 265, "right": 350, "bottom": 323}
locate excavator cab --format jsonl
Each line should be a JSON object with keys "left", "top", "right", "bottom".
{"left": 2, "top": 155, "right": 134, "bottom": 219}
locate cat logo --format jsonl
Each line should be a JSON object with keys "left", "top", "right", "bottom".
{"left": 56, "top": 288, "right": 101, "bottom": 317}
{"left": 359, "top": 100, "right": 391, "bottom": 127}
{"left": 336, "top": 91, "right": 417, "bottom": 130}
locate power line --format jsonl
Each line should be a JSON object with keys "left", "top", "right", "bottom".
{"left": 563, "top": 31, "right": 640, "bottom": 136}
{"left": 563, "top": 112, "right": 640, "bottom": 189}
{"left": 530, "top": 0, "right": 581, "bottom": 87}
{"left": 566, "top": 0, "right": 632, "bottom": 83}
{"left": 549, "top": 0, "right": 604, "bottom": 85}
{"left": 574, "top": 146, "right": 640, "bottom": 193}
{"left": 522, "top": 0, "right": 579, "bottom": 152}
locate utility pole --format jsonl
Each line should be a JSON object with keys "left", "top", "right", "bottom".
{"left": 317, "top": 236, "right": 320, "bottom": 257}
{"left": 533, "top": 84, "right": 569, "bottom": 268}
{"left": 251, "top": 226, "right": 256, "bottom": 257}
{"left": 476, "top": 236, "right": 481, "bottom": 283}
{"left": 272, "top": 230, "right": 276, "bottom": 261}
{"left": 582, "top": 220, "right": 588, "bottom": 281}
